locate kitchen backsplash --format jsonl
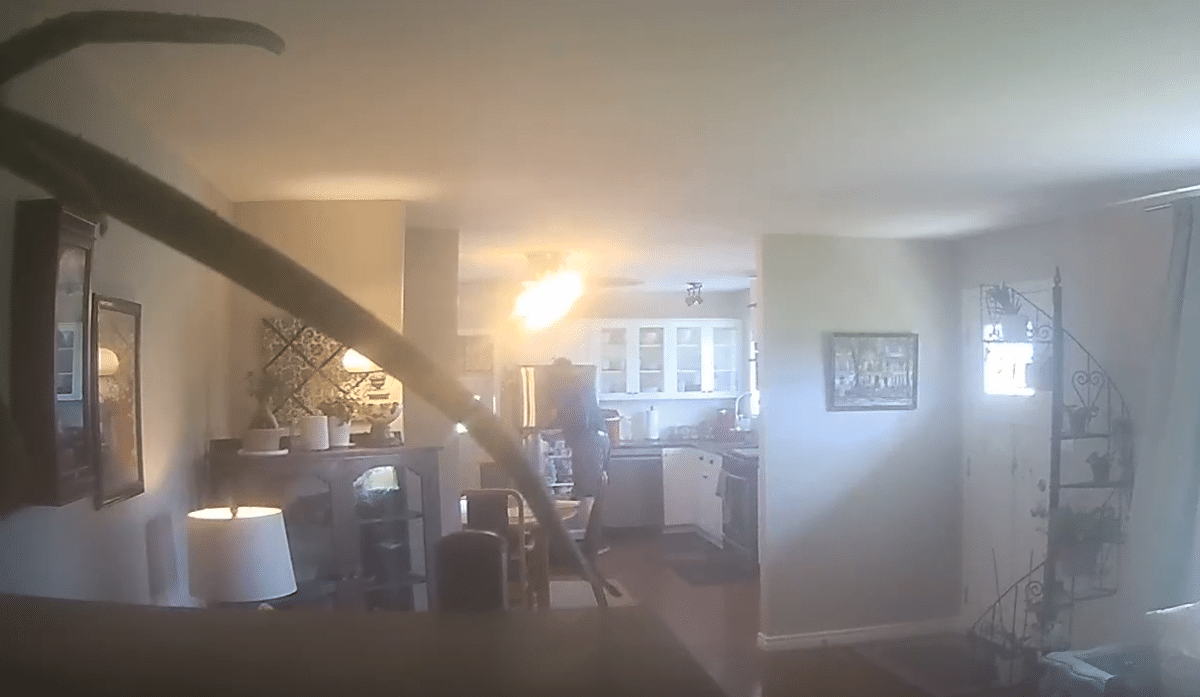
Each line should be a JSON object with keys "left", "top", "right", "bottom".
{"left": 603, "top": 397, "right": 737, "bottom": 440}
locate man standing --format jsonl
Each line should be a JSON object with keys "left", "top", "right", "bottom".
{"left": 548, "top": 358, "right": 610, "bottom": 554}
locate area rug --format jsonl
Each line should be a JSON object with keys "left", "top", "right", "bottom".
{"left": 854, "top": 633, "right": 1000, "bottom": 697}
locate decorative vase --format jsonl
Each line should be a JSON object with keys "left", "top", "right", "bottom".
{"left": 361, "top": 402, "right": 402, "bottom": 448}
{"left": 294, "top": 415, "right": 330, "bottom": 451}
{"left": 328, "top": 418, "right": 352, "bottom": 448}
{"left": 1087, "top": 452, "right": 1112, "bottom": 484}
{"left": 999, "top": 314, "right": 1029, "bottom": 342}
{"left": 243, "top": 427, "right": 286, "bottom": 453}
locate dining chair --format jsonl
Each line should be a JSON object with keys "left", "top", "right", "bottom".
{"left": 434, "top": 530, "right": 507, "bottom": 613}
{"left": 461, "top": 489, "right": 533, "bottom": 608}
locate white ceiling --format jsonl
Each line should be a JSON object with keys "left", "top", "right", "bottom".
{"left": 9, "top": 0, "right": 1200, "bottom": 290}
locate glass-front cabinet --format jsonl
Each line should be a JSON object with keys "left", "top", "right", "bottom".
{"left": 598, "top": 327, "right": 629, "bottom": 396}
{"left": 590, "top": 319, "right": 741, "bottom": 399}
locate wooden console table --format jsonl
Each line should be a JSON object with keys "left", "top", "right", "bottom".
{"left": 207, "top": 442, "right": 442, "bottom": 611}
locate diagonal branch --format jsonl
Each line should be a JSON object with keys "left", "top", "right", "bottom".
{"left": 0, "top": 104, "right": 606, "bottom": 606}
{"left": 0, "top": 11, "right": 284, "bottom": 86}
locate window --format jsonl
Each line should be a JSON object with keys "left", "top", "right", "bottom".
{"left": 983, "top": 323, "right": 1034, "bottom": 396}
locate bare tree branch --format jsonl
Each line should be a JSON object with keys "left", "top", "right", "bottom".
{"left": 0, "top": 11, "right": 284, "bottom": 85}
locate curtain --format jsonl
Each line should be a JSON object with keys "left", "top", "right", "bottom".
{"left": 1124, "top": 197, "right": 1200, "bottom": 625}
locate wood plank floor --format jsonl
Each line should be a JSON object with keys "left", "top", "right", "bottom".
{"left": 597, "top": 534, "right": 930, "bottom": 697}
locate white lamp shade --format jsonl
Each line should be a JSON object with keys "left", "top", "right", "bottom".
{"left": 187, "top": 507, "right": 296, "bottom": 603}
{"left": 97, "top": 347, "right": 119, "bottom": 377}
{"left": 342, "top": 348, "right": 382, "bottom": 373}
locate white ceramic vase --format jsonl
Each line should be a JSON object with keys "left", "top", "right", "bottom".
{"left": 328, "top": 418, "right": 352, "bottom": 448}
{"left": 295, "top": 415, "right": 330, "bottom": 451}
{"left": 243, "top": 427, "right": 286, "bottom": 453}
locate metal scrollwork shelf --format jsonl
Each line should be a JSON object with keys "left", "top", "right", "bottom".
{"left": 973, "top": 269, "right": 1134, "bottom": 658}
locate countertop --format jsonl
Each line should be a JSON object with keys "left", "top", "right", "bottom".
{"left": 612, "top": 439, "right": 758, "bottom": 459}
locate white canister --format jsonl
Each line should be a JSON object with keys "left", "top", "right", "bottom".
{"left": 295, "top": 415, "right": 330, "bottom": 451}
{"left": 327, "top": 418, "right": 352, "bottom": 448}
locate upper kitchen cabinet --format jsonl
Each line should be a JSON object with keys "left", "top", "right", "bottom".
{"left": 590, "top": 319, "right": 741, "bottom": 400}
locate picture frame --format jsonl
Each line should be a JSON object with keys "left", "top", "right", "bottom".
{"left": 55, "top": 321, "right": 84, "bottom": 401}
{"left": 458, "top": 334, "right": 494, "bottom": 375}
{"left": 826, "top": 332, "right": 919, "bottom": 411}
{"left": 93, "top": 295, "right": 144, "bottom": 508}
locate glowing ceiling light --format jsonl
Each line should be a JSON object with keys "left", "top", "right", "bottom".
{"left": 513, "top": 268, "right": 584, "bottom": 331}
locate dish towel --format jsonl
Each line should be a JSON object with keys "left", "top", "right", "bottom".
{"left": 715, "top": 469, "right": 728, "bottom": 498}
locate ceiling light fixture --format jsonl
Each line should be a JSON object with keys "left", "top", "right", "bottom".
{"left": 685, "top": 282, "right": 704, "bottom": 307}
{"left": 513, "top": 252, "right": 584, "bottom": 331}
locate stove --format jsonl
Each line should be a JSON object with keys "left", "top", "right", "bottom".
{"left": 721, "top": 450, "right": 758, "bottom": 570}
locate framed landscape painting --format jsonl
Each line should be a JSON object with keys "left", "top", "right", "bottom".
{"left": 826, "top": 333, "right": 918, "bottom": 411}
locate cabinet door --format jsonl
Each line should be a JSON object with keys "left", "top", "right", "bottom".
{"left": 636, "top": 325, "right": 667, "bottom": 395}
{"left": 674, "top": 325, "right": 705, "bottom": 394}
{"left": 711, "top": 325, "right": 740, "bottom": 395}
{"left": 662, "top": 448, "right": 697, "bottom": 526}
{"left": 597, "top": 325, "right": 632, "bottom": 396}
{"left": 695, "top": 453, "right": 724, "bottom": 542}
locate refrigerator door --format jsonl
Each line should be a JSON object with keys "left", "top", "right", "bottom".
{"left": 516, "top": 364, "right": 598, "bottom": 430}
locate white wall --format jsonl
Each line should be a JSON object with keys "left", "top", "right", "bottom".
{"left": 957, "top": 206, "right": 1173, "bottom": 648}
{"left": 757, "top": 235, "right": 962, "bottom": 639}
{"left": 0, "top": 55, "right": 235, "bottom": 605}
{"left": 228, "top": 200, "right": 405, "bottom": 431}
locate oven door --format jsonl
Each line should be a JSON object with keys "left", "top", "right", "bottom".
{"left": 720, "top": 465, "right": 758, "bottom": 568}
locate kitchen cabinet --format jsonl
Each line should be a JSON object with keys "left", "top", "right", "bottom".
{"left": 661, "top": 447, "right": 724, "bottom": 547}
{"left": 604, "top": 448, "right": 663, "bottom": 528}
{"left": 591, "top": 319, "right": 741, "bottom": 400}
{"left": 694, "top": 451, "right": 724, "bottom": 544}
{"left": 662, "top": 448, "right": 697, "bottom": 527}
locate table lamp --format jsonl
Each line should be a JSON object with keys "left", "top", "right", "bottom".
{"left": 187, "top": 506, "right": 296, "bottom": 606}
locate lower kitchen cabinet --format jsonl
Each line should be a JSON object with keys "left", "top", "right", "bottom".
{"left": 662, "top": 448, "right": 697, "bottom": 527}
{"left": 662, "top": 447, "right": 724, "bottom": 546}
{"left": 694, "top": 452, "right": 724, "bottom": 544}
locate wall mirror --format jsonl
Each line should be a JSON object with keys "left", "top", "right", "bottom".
{"left": 93, "top": 295, "right": 144, "bottom": 508}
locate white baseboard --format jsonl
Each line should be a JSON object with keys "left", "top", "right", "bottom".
{"left": 757, "top": 615, "right": 960, "bottom": 651}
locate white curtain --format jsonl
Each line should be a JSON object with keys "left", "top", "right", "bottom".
{"left": 1124, "top": 197, "right": 1200, "bottom": 627}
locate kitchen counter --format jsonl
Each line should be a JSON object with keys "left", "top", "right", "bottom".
{"left": 613, "top": 439, "right": 757, "bottom": 456}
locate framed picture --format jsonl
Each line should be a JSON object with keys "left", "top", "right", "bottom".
{"left": 93, "top": 295, "right": 144, "bottom": 508}
{"left": 458, "top": 334, "right": 494, "bottom": 375}
{"left": 55, "top": 321, "right": 84, "bottom": 401}
{"left": 826, "top": 333, "right": 918, "bottom": 411}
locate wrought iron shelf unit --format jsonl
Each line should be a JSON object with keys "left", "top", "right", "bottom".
{"left": 973, "top": 271, "right": 1135, "bottom": 658}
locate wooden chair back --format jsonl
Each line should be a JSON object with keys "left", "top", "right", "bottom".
{"left": 434, "top": 530, "right": 507, "bottom": 612}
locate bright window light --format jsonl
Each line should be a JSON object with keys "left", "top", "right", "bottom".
{"left": 984, "top": 324, "right": 1034, "bottom": 396}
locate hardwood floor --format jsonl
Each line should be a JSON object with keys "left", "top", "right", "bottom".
{"left": 597, "top": 534, "right": 929, "bottom": 697}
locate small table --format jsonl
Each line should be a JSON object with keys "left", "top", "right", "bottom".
{"left": 460, "top": 497, "right": 581, "bottom": 608}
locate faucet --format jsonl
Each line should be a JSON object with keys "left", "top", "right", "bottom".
{"left": 734, "top": 391, "right": 753, "bottom": 428}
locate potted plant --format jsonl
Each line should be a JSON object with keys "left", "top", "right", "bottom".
{"left": 987, "top": 285, "right": 1029, "bottom": 342}
{"left": 1065, "top": 404, "right": 1098, "bottom": 437}
{"left": 319, "top": 397, "right": 359, "bottom": 448}
{"left": 1049, "top": 506, "right": 1121, "bottom": 576}
{"left": 243, "top": 369, "right": 288, "bottom": 452}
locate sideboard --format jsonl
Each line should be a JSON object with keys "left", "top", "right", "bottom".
{"left": 207, "top": 441, "right": 442, "bottom": 610}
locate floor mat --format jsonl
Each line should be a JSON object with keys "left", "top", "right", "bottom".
{"left": 660, "top": 532, "right": 758, "bottom": 586}
{"left": 855, "top": 634, "right": 1002, "bottom": 697}
{"left": 667, "top": 557, "right": 759, "bottom": 586}
{"left": 659, "top": 531, "right": 720, "bottom": 557}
